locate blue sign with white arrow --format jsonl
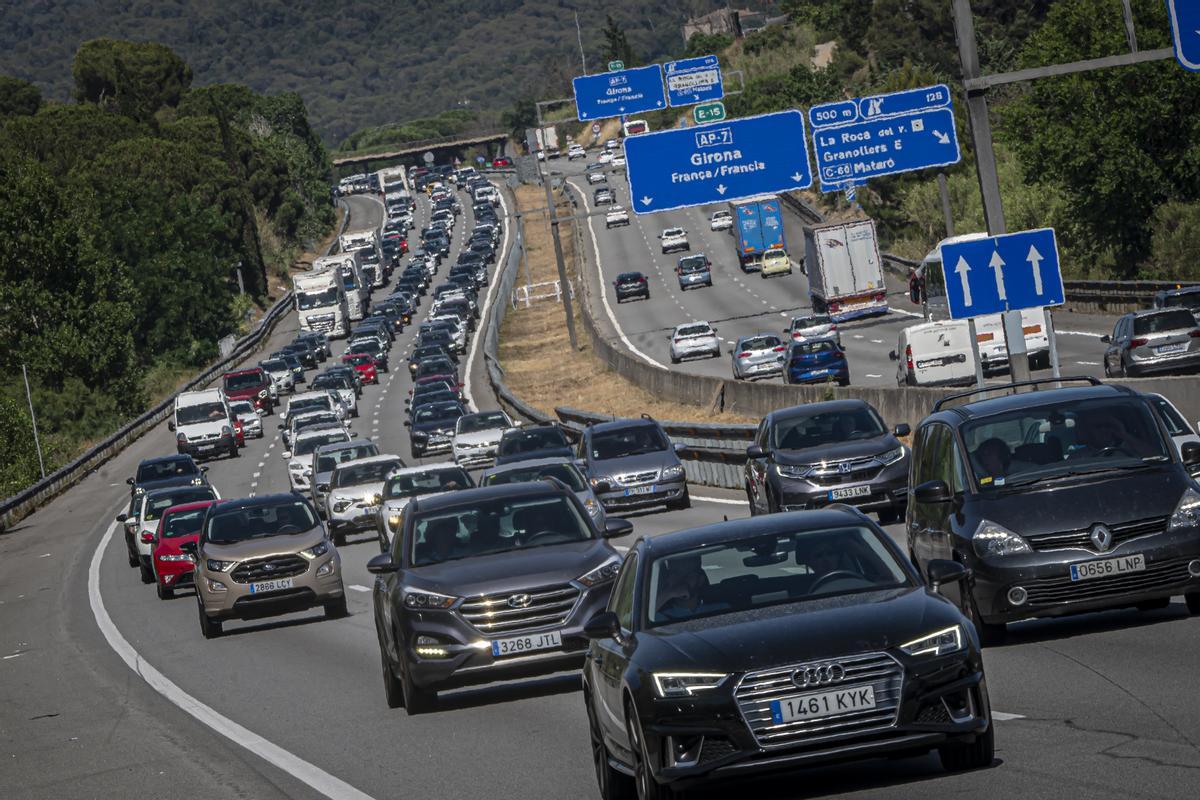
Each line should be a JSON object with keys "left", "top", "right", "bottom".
{"left": 622, "top": 110, "right": 813, "bottom": 215}
{"left": 1167, "top": 0, "right": 1200, "bottom": 72}
{"left": 664, "top": 55, "right": 724, "bottom": 107}
{"left": 811, "top": 84, "right": 951, "bottom": 128}
{"left": 939, "top": 228, "right": 1064, "bottom": 320}
{"left": 573, "top": 65, "right": 667, "bottom": 121}
{"left": 810, "top": 106, "right": 961, "bottom": 191}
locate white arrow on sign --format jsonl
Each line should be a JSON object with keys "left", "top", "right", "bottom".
{"left": 933, "top": 130, "right": 950, "bottom": 145}
{"left": 1027, "top": 244, "right": 1045, "bottom": 295}
{"left": 989, "top": 250, "right": 1007, "bottom": 302}
{"left": 715, "top": 184, "right": 727, "bottom": 195}
{"left": 790, "top": 172, "right": 805, "bottom": 182}
{"left": 954, "top": 256, "right": 973, "bottom": 307}
{"left": 640, "top": 196, "right": 653, "bottom": 206}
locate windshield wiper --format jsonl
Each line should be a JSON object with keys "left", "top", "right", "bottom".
{"left": 999, "top": 461, "right": 1161, "bottom": 489}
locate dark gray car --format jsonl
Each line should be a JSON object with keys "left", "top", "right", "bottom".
{"left": 745, "top": 400, "right": 910, "bottom": 524}
{"left": 367, "top": 482, "right": 631, "bottom": 714}
{"left": 578, "top": 418, "right": 689, "bottom": 512}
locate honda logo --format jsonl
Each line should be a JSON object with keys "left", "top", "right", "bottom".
{"left": 837, "top": 462, "right": 852, "bottom": 474}
{"left": 507, "top": 593, "right": 533, "bottom": 609}
{"left": 791, "top": 663, "right": 846, "bottom": 688}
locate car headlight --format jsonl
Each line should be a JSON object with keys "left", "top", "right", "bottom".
{"left": 403, "top": 589, "right": 459, "bottom": 610}
{"left": 258, "top": 389, "right": 268, "bottom": 399}
{"left": 589, "top": 475, "right": 611, "bottom": 489}
{"left": 971, "top": 519, "right": 1032, "bottom": 558}
{"left": 776, "top": 463, "right": 813, "bottom": 479}
{"left": 877, "top": 446, "right": 906, "bottom": 466}
{"left": 332, "top": 498, "right": 353, "bottom": 513}
{"left": 157, "top": 553, "right": 193, "bottom": 562}
{"left": 206, "top": 559, "right": 236, "bottom": 572}
{"left": 1167, "top": 487, "right": 1200, "bottom": 532}
{"left": 191, "top": 477, "right": 203, "bottom": 485}
{"left": 387, "top": 513, "right": 403, "bottom": 530}
{"left": 411, "top": 430, "right": 429, "bottom": 440}
{"left": 300, "top": 541, "right": 330, "bottom": 560}
{"left": 577, "top": 558, "right": 621, "bottom": 588}
{"left": 661, "top": 464, "right": 685, "bottom": 480}
{"left": 900, "top": 625, "right": 964, "bottom": 658}
{"left": 584, "top": 497, "right": 602, "bottom": 519}
{"left": 652, "top": 673, "right": 729, "bottom": 698}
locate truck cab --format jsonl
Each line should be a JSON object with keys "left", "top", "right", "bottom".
{"left": 294, "top": 268, "right": 350, "bottom": 338}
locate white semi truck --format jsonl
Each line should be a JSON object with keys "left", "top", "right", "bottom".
{"left": 803, "top": 219, "right": 889, "bottom": 321}
{"left": 313, "top": 253, "right": 366, "bottom": 321}
{"left": 293, "top": 269, "right": 349, "bottom": 337}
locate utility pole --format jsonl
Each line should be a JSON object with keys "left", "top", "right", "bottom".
{"left": 574, "top": 10, "right": 588, "bottom": 75}
{"left": 22, "top": 364, "right": 46, "bottom": 480}
{"left": 535, "top": 99, "right": 579, "bottom": 349}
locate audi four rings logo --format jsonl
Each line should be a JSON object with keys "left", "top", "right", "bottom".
{"left": 791, "top": 663, "right": 846, "bottom": 688}
{"left": 507, "top": 593, "right": 533, "bottom": 609}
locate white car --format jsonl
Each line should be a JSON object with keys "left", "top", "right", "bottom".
{"left": 587, "top": 171, "right": 607, "bottom": 184}
{"left": 375, "top": 462, "right": 474, "bottom": 551}
{"left": 568, "top": 145, "right": 586, "bottom": 160}
{"left": 286, "top": 427, "right": 352, "bottom": 491}
{"left": 660, "top": 227, "right": 689, "bottom": 254}
{"left": 452, "top": 410, "right": 513, "bottom": 468}
{"left": 326, "top": 454, "right": 406, "bottom": 546}
{"left": 597, "top": 151, "right": 613, "bottom": 165}
{"left": 605, "top": 206, "right": 630, "bottom": 228}
{"left": 604, "top": 139, "right": 619, "bottom": 151}
{"left": 611, "top": 154, "right": 626, "bottom": 168}
{"left": 229, "top": 400, "right": 264, "bottom": 438}
{"left": 710, "top": 210, "right": 733, "bottom": 231}
{"left": 670, "top": 321, "right": 721, "bottom": 364}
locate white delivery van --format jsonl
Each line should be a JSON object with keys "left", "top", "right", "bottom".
{"left": 973, "top": 308, "right": 1051, "bottom": 375}
{"left": 891, "top": 320, "right": 978, "bottom": 387}
{"left": 170, "top": 389, "right": 237, "bottom": 460}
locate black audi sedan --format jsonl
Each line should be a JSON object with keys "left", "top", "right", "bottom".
{"left": 368, "top": 481, "right": 633, "bottom": 714}
{"left": 907, "top": 378, "right": 1200, "bottom": 646}
{"left": 582, "top": 508, "right": 992, "bottom": 799}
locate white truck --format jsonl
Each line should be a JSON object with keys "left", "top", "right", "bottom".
{"left": 313, "top": 253, "right": 366, "bottom": 321}
{"left": 378, "top": 165, "right": 408, "bottom": 193}
{"left": 294, "top": 269, "right": 349, "bottom": 338}
{"left": 803, "top": 219, "right": 889, "bottom": 321}
{"left": 527, "top": 126, "right": 560, "bottom": 159}
{"left": 339, "top": 229, "right": 384, "bottom": 289}
{"left": 340, "top": 228, "right": 378, "bottom": 254}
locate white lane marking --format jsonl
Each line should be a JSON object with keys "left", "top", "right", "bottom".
{"left": 866, "top": 374, "right": 882, "bottom": 378}
{"left": 257, "top": 462, "right": 265, "bottom": 469}
{"left": 348, "top": 584, "right": 371, "bottom": 593}
{"left": 88, "top": 519, "right": 376, "bottom": 800}
{"left": 871, "top": 339, "right": 883, "bottom": 344}
{"left": 692, "top": 495, "right": 746, "bottom": 506}
{"left": 252, "top": 472, "right": 261, "bottom": 479}
{"left": 1075, "top": 361, "right": 1101, "bottom": 366}
{"left": 992, "top": 711, "right": 1026, "bottom": 721}
{"left": 462, "top": 182, "right": 512, "bottom": 412}
{"left": 889, "top": 307, "right": 923, "bottom": 319}
{"left": 1057, "top": 329, "right": 1103, "bottom": 337}
{"left": 3, "top": 652, "right": 24, "bottom": 660}
{"left": 39, "top": 553, "right": 51, "bottom": 558}
{"left": 853, "top": 334, "right": 864, "bottom": 339}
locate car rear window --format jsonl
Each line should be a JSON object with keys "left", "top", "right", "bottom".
{"left": 1161, "top": 291, "right": 1200, "bottom": 310}
{"left": 790, "top": 340, "right": 838, "bottom": 356}
{"left": 205, "top": 500, "right": 318, "bottom": 544}
{"left": 678, "top": 325, "right": 712, "bottom": 338}
{"left": 136, "top": 458, "right": 198, "bottom": 483}
{"left": 161, "top": 506, "right": 210, "bottom": 538}
{"left": 741, "top": 336, "right": 782, "bottom": 351}
{"left": 409, "top": 495, "right": 593, "bottom": 566}
{"left": 616, "top": 273, "right": 643, "bottom": 283}
{"left": 144, "top": 487, "right": 217, "bottom": 521}
{"left": 792, "top": 315, "right": 832, "bottom": 330}
{"left": 679, "top": 257, "right": 708, "bottom": 273}
{"left": 1134, "top": 310, "right": 1196, "bottom": 335}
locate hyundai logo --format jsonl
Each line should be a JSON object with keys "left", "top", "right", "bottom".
{"left": 262, "top": 564, "right": 276, "bottom": 572}
{"left": 507, "top": 593, "right": 533, "bottom": 609}
{"left": 791, "top": 663, "right": 846, "bottom": 688}
{"left": 1089, "top": 524, "right": 1114, "bottom": 553}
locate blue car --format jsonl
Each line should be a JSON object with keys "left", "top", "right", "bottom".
{"left": 784, "top": 337, "right": 849, "bottom": 386}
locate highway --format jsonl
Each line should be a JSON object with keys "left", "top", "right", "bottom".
{"left": 558, "top": 158, "right": 1118, "bottom": 387}
{"left": 3, "top": 175, "right": 1200, "bottom": 800}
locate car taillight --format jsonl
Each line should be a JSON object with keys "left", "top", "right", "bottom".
{"left": 1130, "top": 338, "right": 1149, "bottom": 347}
{"left": 737, "top": 351, "right": 751, "bottom": 358}
{"left": 906, "top": 345, "right": 914, "bottom": 371}
{"left": 1190, "top": 330, "right": 1200, "bottom": 338}
{"left": 829, "top": 302, "right": 840, "bottom": 312}
{"left": 772, "top": 346, "right": 787, "bottom": 353}
{"left": 875, "top": 292, "right": 886, "bottom": 301}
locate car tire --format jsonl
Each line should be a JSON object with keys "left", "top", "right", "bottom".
{"left": 878, "top": 507, "right": 902, "bottom": 525}
{"left": 670, "top": 355, "right": 679, "bottom": 365}
{"left": 837, "top": 376, "right": 850, "bottom": 387}
{"left": 667, "top": 489, "right": 691, "bottom": 511}
{"left": 324, "top": 595, "right": 349, "bottom": 619}
{"left": 626, "top": 703, "right": 683, "bottom": 800}
{"left": 401, "top": 659, "right": 437, "bottom": 715}
{"left": 587, "top": 690, "right": 636, "bottom": 800}
{"left": 156, "top": 581, "right": 174, "bottom": 600}
{"left": 198, "top": 600, "right": 222, "bottom": 639}
{"left": 1186, "top": 592, "right": 1200, "bottom": 615}
{"left": 126, "top": 546, "right": 140, "bottom": 569}
{"left": 139, "top": 561, "right": 155, "bottom": 585}
{"left": 966, "top": 593, "right": 1007, "bottom": 647}
{"left": 938, "top": 719, "right": 995, "bottom": 772}
{"left": 766, "top": 487, "right": 780, "bottom": 515}
{"left": 228, "top": 443, "right": 239, "bottom": 459}
{"left": 333, "top": 530, "right": 346, "bottom": 547}
{"left": 381, "top": 648, "right": 405, "bottom": 709}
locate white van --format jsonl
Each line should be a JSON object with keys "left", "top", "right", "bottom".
{"left": 170, "top": 389, "right": 237, "bottom": 460}
{"left": 891, "top": 319, "right": 977, "bottom": 387}
{"left": 974, "top": 308, "right": 1050, "bottom": 375}
{"left": 473, "top": 185, "right": 499, "bottom": 207}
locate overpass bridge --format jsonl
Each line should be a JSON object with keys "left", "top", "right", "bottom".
{"left": 331, "top": 129, "right": 510, "bottom": 169}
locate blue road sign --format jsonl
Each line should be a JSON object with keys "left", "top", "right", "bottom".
{"left": 664, "top": 55, "right": 724, "bottom": 107}
{"left": 939, "top": 229, "right": 1064, "bottom": 320}
{"left": 809, "top": 100, "right": 858, "bottom": 129}
{"left": 1167, "top": 0, "right": 1200, "bottom": 72}
{"left": 811, "top": 85, "right": 951, "bottom": 128}
{"left": 622, "top": 110, "right": 813, "bottom": 215}
{"left": 811, "top": 106, "right": 961, "bottom": 191}
{"left": 573, "top": 65, "right": 666, "bottom": 121}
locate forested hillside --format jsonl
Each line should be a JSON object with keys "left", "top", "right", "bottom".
{"left": 0, "top": 0, "right": 728, "bottom": 143}
{"left": 0, "top": 40, "right": 333, "bottom": 495}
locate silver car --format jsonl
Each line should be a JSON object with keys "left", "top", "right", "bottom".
{"left": 326, "top": 454, "right": 405, "bottom": 546}
{"left": 1103, "top": 308, "right": 1200, "bottom": 377}
{"left": 669, "top": 321, "right": 720, "bottom": 363}
{"left": 479, "top": 456, "right": 606, "bottom": 529}
{"left": 374, "top": 462, "right": 474, "bottom": 551}
{"left": 787, "top": 313, "right": 841, "bottom": 346}
{"left": 731, "top": 333, "right": 787, "bottom": 380}
{"left": 286, "top": 427, "right": 351, "bottom": 491}
{"left": 310, "top": 439, "right": 380, "bottom": 517}
{"left": 229, "top": 400, "right": 263, "bottom": 438}
{"left": 451, "top": 410, "right": 513, "bottom": 468}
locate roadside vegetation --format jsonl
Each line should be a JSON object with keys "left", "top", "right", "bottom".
{"left": 0, "top": 39, "right": 334, "bottom": 496}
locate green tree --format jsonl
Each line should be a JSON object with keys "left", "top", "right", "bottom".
{"left": 72, "top": 38, "right": 193, "bottom": 120}
{"left": 600, "top": 15, "right": 637, "bottom": 68}
{"left": 501, "top": 97, "right": 538, "bottom": 143}
{"left": 0, "top": 76, "right": 41, "bottom": 117}
{"left": 1147, "top": 201, "right": 1200, "bottom": 281}
{"left": 684, "top": 32, "right": 732, "bottom": 59}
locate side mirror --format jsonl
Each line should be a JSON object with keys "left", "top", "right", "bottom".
{"left": 167, "top": 420, "right": 176, "bottom": 432}
{"left": 888, "top": 350, "right": 898, "bottom": 361}
{"left": 603, "top": 518, "right": 633, "bottom": 539}
{"left": 747, "top": 444, "right": 766, "bottom": 459}
{"left": 367, "top": 553, "right": 398, "bottom": 574}
{"left": 201, "top": 466, "right": 209, "bottom": 473}
{"left": 1100, "top": 334, "right": 1111, "bottom": 344}
{"left": 913, "top": 479, "right": 952, "bottom": 504}
{"left": 893, "top": 423, "right": 912, "bottom": 438}
{"left": 673, "top": 442, "right": 685, "bottom": 453}
{"left": 278, "top": 423, "right": 285, "bottom": 429}
{"left": 116, "top": 514, "right": 128, "bottom": 523}
{"left": 125, "top": 477, "right": 134, "bottom": 486}
{"left": 1182, "top": 442, "right": 1200, "bottom": 467}
{"left": 583, "top": 610, "right": 621, "bottom": 640}
{"left": 140, "top": 531, "right": 156, "bottom": 544}
{"left": 925, "top": 558, "right": 971, "bottom": 589}
{"left": 281, "top": 451, "right": 292, "bottom": 460}
{"left": 317, "top": 483, "right": 329, "bottom": 493}
{"left": 403, "top": 420, "right": 411, "bottom": 427}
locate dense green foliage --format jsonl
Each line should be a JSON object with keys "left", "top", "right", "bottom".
{"left": 0, "top": 40, "right": 333, "bottom": 497}
{"left": 337, "top": 109, "right": 478, "bottom": 154}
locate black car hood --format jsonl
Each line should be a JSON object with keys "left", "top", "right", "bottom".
{"left": 495, "top": 446, "right": 575, "bottom": 465}
{"left": 972, "top": 466, "right": 1186, "bottom": 537}
{"left": 406, "top": 539, "right": 616, "bottom": 597}
{"left": 638, "top": 587, "right": 960, "bottom": 672}
{"left": 773, "top": 434, "right": 898, "bottom": 467}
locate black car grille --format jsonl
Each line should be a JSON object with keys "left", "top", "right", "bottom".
{"left": 807, "top": 466, "right": 883, "bottom": 487}
{"left": 615, "top": 470, "right": 658, "bottom": 486}
{"left": 1026, "top": 516, "right": 1169, "bottom": 553}
{"left": 916, "top": 701, "right": 952, "bottom": 725}
{"left": 231, "top": 554, "right": 309, "bottom": 584}
{"left": 698, "top": 737, "right": 738, "bottom": 765}
{"left": 735, "top": 652, "right": 903, "bottom": 749}
{"left": 458, "top": 583, "right": 580, "bottom": 635}
{"left": 1023, "top": 556, "right": 1194, "bottom": 606}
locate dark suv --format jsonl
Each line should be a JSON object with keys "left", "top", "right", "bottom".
{"left": 368, "top": 482, "right": 632, "bottom": 713}
{"left": 614, "top": 272, "right": 650, "bottom": 303}
{"left": 578, "top": 417, "right": 689, "bottom": 511}
{"left": 745, "top": 400, "right": 910, "bottom": 524}
{"left": 906, "top": 378, "right": 1200, "bottom": 645}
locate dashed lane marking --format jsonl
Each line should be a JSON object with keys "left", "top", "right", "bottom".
{"left": 348, "top": 585, "right": 371, "bottom": 593}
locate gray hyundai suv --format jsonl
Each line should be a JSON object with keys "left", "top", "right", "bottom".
{"left": 577, "top": 417, "right": 689, "bottom": 511}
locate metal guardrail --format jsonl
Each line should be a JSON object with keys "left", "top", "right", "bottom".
{"left": 0, "top": 204, "right": 354, "bottom": 531}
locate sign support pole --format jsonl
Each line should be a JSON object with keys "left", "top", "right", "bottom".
{"left": 1046, "top": 311, "right": 1062, "bottom": 380}
{"left": 967, "top": 319, "right": 985, "bottom": 388}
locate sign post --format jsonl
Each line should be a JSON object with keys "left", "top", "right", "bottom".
{"left": 1167, "top": 0, "right": 1200, "bottom": 71}
{"left": 572, "top": 65, "right": 666, "bottom": 121}
{"left": 664, "top": 55, "right": 724, "bottom": 107}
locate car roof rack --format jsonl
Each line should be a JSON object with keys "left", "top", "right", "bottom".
{"left": 932, "top": 376, "right": 1104, "bottom": 412}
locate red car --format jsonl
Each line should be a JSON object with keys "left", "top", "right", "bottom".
{"left": 231, "top": 416, "right": 246, "bottom": 447}
{"left": 343, "top": 352, "right": 379, "bottom": 384}
{"left": 492, "top": 157, "right": 511, "bottom": 167}
{"left": 222, "top": 367, "right": 275, "bottom": 414}
{"left": 152, "top": 500, "right": 216, "bottom": 599}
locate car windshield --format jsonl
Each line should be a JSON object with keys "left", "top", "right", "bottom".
{"left": 260, "top": 359, "right": 287, "bottom": 373}
{"left": 499, "top": 428, "right": 569, "bottom": 455}
{"left": 416, "top": 360, "right": 454, "bottom": 377}
{"left": 740, "top": 336, "right": 782, "bottom": 352}
{"left": 484, "top": 463, "right": 586, "bottom": 492}
{"left": 334, "top": 458, "right": 403, "bottom": 487}
{"left": 339, "top": 270, "right": 358, "bottom": 290}
{"left": 790, "top": 340, "right": 838, "bottom": 357}
{"left": 677, "top": 325, "right": 712, "bottom": 338}
{"left": 297, "top": 287, "right": 340, "bottom": 309}
{"left": 136, "top": 458, "right": 198, "bottom": 482}
{"left": 294, "top": 413, "right": 340, "bottom": 434}
{"left": 224, "top": 372, "right": 263, "bottom": 392}
{"left": 772, "top": 407, "right": 885, "bottom": 449}
{"left": 591, "top": 425, "right": 669, "bottom": 460}
{"left": 414, "top": 403, "right": 462, "bottom": 423}
{"left": 1151, "top": 397, "right": 1193, "bottom": 436}
{"left": 679, "top": 256, "right": 707, "bottom": 272}
{"left": 663, "top": 229, "right": 684, "bottom": 237}
{"left": 230, "top": 401, "right": 255, "bottom": 415}
{"left": 645, "top": 526, "right": 911, "bottom": 627}
{"left": 296, "top": 431, "right": 349, "bottom": 456}
{"left": 205, "top": 500, "right": 318, "bottom": 544}
{"left": 316, "top": 443, "right": 379, "bottom": 472}
{"left": 289, "top": 397, "right": 330, "bottom": 415}
{"left": 345, "top": 353, "right": 374, "bottom": 367}
{"left": 144, "top": 488, "right": 216, "bottom": 521}
{"left": 177, "top": 402, "right": 227, "bottom": 426}
{"left": 1133, "top": 310, "right": 1196, "bottom": 335}
{"left": 384, "top": 468, "right": 473, "bottom": 499}
{"left": 792, "top": 315, "right": 832, "bottom": 330}
{"left": 161, "top": 506, "right": 209, "bottom": 538}
{"left": 962, "top": 397, "right": 1171, "bottom": 490}
{"left": 409, "top": 494, "right": 593, "bottom": 566}
{"left": 458, "top": 412, "right": 509, "bottom": 434}
{"left": 1161, "top": 292, "right": 1200, "bottom": 310}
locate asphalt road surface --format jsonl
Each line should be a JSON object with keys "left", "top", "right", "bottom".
{"left": 3, "top": 182, "right": 1199, "bottom": 800}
